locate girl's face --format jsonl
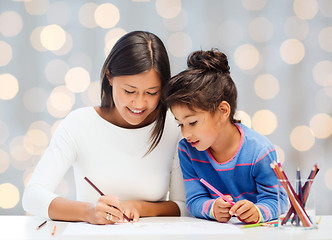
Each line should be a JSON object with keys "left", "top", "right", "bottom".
{"left": 109, "top": 68, "right": 161, "bottom": 128}
{"left": 171, "top": 105, "right": 225, "bottom": 151}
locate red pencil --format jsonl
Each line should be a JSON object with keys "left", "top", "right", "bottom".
{"left": 36, "top": 220, "right": 47, "bottom": 230}
{"left": 271, "top": 163, "right": 312, "bottom": 227}
{"left": 282, "top": 164, "right": 319, "bottom": 224}
{"left": 84, "top": 177, "right": 132, "bottom": 223}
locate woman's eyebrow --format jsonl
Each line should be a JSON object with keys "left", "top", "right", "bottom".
{"left": 124, "top": 84, "right": 161, "bottom": 90}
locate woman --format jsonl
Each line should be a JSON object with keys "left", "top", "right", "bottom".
{"left": 22, "top": 31, "right": 186, "bottom": 224}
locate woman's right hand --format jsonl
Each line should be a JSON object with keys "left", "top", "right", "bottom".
{"left": 86, "top": 195, "right": 125, "bottom": 225}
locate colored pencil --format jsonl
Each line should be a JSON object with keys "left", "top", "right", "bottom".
{"left": 270, "top": 163, "right": 312, "bottom": 227}
{"left": 282, "top": 165, "right": 319, "bottom": 225}
{"left": 84, "top": 177, "right": 132, "bottom": 223}
{"left": 274, "top": 163, "right": 311, "bottom": 227}
{"left": 51, "top": 225, "right": 56, "bottom": 236}
{"left": 36, "top": 220, "right": 47, "bottom": 230}
{"left": 241, "top": 220, "right": 278, "bottom": 228}
{"left": 241, "top": 222, "right": 263, "bottom": 228}
{"left": 200, "top": 178, "right": 234, "bottom": 206}
{"left": 295, "top": 168, "right": 301, "bottom": 226}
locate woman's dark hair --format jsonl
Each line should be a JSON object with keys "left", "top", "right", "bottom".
{"left": 165, "top": 48, "right": 240, "bottom": 123}
{"left": 100, "top": 31, "right": 171, "bottom": 154}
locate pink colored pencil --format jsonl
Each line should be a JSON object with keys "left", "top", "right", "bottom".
{"left": 200, "top": 178, "right": 234, "bottom": 206}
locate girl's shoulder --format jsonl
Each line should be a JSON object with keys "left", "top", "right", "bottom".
{"left": 237, "top": 123, "right": 271, "bottom": 142}
{"left": 236, "top": 123, "right": 275, "bottom": 150}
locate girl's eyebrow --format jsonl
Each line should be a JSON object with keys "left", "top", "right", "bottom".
{"left": 124, "top": 84, "right": 160, "bottom": 90}
{"left": 175, "top": 114, "right": 195, "bottom": 121}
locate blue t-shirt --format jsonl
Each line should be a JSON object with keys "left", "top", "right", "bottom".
{"left": 178, "top": 123, "right": 288, "bottom": 222}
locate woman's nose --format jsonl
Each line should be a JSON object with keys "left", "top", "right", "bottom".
{"left": 132, "top": 94, "right": 146, "bottom": 108}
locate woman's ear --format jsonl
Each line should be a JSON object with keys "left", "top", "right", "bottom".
{"left": 218, "top": 101, "right": 231, "bottom": 119}
{"left": 106, "top": 69, "right": 112, "bottom": 86}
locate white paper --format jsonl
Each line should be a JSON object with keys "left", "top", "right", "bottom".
{"left": 63, "top": 221, "right": 243, "bottom": 236}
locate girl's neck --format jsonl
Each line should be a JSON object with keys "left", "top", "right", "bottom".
{"left": 209, "top": 122, "right": 241, "bottom": 164}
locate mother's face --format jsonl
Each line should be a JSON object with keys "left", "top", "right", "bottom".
{"left": 109, "top": 68, "right": 161, "bottom": 128}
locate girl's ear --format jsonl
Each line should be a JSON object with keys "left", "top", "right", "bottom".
{"left": 218, "top": 101, "right": 231, "bottom": 118}
{"left": 106, "top": 69, "right": 112, "bottom": 86}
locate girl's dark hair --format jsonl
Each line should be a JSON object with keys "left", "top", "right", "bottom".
{"left": 100, "top": 31, "right": 171, "bottom": 154}
{"left": 165, "top": 48, "right": 240, "bottom": 123}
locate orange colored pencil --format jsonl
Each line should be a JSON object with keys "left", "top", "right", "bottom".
{"left": 51, "top": 225, "right": 56, "bottom": 236}
{"left": 271, "top": 163, "right": 312, "bottom": 227}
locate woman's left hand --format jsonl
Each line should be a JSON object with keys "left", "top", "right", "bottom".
{"left": 121, "top": 200, "right": 141, "bottom": 223}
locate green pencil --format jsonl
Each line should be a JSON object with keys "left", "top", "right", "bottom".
{"left": 242, "top": 222, "right": 263, "bottom": 228}
{"left": 242, "top": 220, "right": 279, "bottom": 228}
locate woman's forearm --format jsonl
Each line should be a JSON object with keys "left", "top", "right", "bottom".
{"left": 48, "top": 197, "right": 91, "bottom": 222}
{"left": 49, "top": 197, "right": 181, "bottom": 223}
{"left": 127, "top": 200, "right": 181, "bottom": 217}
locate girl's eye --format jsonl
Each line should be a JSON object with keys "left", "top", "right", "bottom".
{"left": 147, "top": 92, "right": 158, "bottom": 96}
{"left": 125, "top": 90, "right": 134, "bottom": 94}
{"left": 177, "top": 123, "right": 183, "bottom": 128}
{"left": 189, "top": 121, "right": 197, "bottom": 126}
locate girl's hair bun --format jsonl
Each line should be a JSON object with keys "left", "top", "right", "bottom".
{"left": 187, "top": 49, "right": 230, "bottom": 74}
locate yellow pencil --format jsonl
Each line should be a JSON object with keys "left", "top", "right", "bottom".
{"left": 316, "top": 216, "right": 322, "bottom": 225}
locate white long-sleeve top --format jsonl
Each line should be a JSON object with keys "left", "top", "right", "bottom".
{"left": 22, "top": 107, "right": 186, "bottom": 218}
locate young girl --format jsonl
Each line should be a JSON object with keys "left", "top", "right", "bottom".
{"left": 22, "top": 31, "right": 186, "bottom": 224}
{"left": 165, "top": 49, "right": 288, "bottom": 224}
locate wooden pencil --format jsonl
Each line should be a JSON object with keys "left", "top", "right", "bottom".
{"left": 271, "top": 163, "right": 312, "bottom": 227}
{"left": 84, "top": 177, "right": 132, "bottom": 223}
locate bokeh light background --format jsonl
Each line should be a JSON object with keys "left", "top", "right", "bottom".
{"left": 0, "top": 0, "right": 332, "bottom": 215}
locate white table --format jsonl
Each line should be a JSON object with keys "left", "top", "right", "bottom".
{"left": 1, "top": 215, "right": 331, "bottom": 240}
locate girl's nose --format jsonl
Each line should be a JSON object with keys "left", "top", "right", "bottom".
{"left": 181, "top": 127, "right": 191, "bottom": 140}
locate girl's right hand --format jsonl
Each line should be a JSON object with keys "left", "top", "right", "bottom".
{"left": 212, "top": 195, "right": 234, "bottom": 223}
{"left": 86, "top": 195, "right": 125, "bottom": 225}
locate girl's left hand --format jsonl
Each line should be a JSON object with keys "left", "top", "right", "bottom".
{"left": 121, "top": 200, "right": 141, "bottom": 223}
{"left": 229, "top": 200, "right": 260, "bottom": 224}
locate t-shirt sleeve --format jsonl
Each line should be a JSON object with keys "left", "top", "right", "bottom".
{"left": 178, "top": 140, "right": 215, "bottom": 220}
{"left": 22, "top": 117, "right": 77, "bottom": 218}
{"left": 168, "top": 141, "right": 189, "bottom": 216}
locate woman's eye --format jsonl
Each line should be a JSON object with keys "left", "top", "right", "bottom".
{"left": 177, "top": 123, "right": 183, "bottom": 127}
{"left": 147, "top": 92, "right": 158, "bottom": 96}
{"left": 125, "top": 90, "right": 134, "bottom": 94}
{"left": 189, "top": 121, "right": 197, "bottom": 126}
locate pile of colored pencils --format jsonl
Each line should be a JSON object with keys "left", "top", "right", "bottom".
{"left": 270, "top": 161, "right": 319, "bottom": 227}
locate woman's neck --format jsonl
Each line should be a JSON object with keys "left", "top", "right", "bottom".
{"left": 94, "top": 106, "right": 157, "bottom": 129}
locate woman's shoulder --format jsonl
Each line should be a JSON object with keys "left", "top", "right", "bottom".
{"left": 66, "top": 106, "right": 95, "bottom": 118}
{"left": 62, "top": 107, "right": 95, "bottom": 122}
{"left": 56, "top": 107, "right": 96, "bottom": 130}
